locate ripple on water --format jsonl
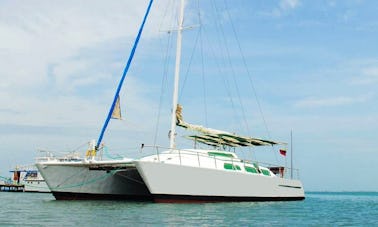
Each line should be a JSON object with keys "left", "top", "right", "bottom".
{"left": 0, "top": 192, "right": 377, "bottom": 226}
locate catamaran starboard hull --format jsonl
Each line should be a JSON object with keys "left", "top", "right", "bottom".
{"left": 135, "top": 161, "right": 305, "bottom": 203}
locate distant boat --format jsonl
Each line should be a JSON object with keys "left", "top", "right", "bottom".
{"left": 36, "top": 0, "right": 154, "bottom": 200}
{"left": 10, "top": 165, "right": 50, "bottom": 193}
{"left": 133, "top": 0, "right": 305, "bottom": 202}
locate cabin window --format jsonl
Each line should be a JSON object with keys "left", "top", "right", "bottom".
{"left": 261, "top": 169, "right": 271, "bottom": 176}
{"left": 245, "top": 166, "right": 257, "bottom": 173}
{"left": 224, "top": 163, "right": 241, "bottom": 170}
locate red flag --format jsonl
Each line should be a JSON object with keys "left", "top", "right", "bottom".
{"left": 279, "top": 149, "right": 287, "bottom": 156}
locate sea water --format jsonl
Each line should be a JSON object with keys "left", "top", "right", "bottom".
{"left": 0, "top": 192, "right": 377, "bottom": 226}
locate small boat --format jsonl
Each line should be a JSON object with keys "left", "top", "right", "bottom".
{"left": 0, "top": 175, "right": 24, "bottom": 192}
{"left": 133, "top": 0, "right": 305, "bottom": 202}
{"left": 9, "top": 165, "right": 50, "bottom": 193}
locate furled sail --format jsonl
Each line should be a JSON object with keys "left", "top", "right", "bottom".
{"left": 95, "top": 0, "right": 154, "bottom": 149}
{"left": 176, "top": 104, "right": 286, "bottom": 147}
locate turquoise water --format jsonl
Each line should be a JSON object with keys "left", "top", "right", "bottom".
{"left": 0, "top": 192, "right": 377, "bottom": 226}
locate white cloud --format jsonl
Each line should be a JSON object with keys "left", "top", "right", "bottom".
{"left": 350, "top": 66, "right": 378, "bottom": 85}
{"left": 0, "top": 1, "right": 160, "bottom": 90}
{"left": 0, "top": 1, "right": 176, "bottom": 73}
{"left": 0, "top": 0, "right": 175, "bottom": 127}
{"left": 280, "top": 0, "right": 300, "bottom": 10}
{"left": 52, "top": 58, "right": 106, "bottom": 92}
{"left": 269, "top": 0, "right": 300, "bottom": 17}
{"left": 294, "top": 95, "right": 370, "bottom": 108}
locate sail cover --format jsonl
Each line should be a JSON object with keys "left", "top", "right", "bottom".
{"left": 176, "top": 104, "right": 285, "bottom": 147}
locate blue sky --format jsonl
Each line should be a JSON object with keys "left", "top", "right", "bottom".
{"left": 1, "top": 0, "right": 377, "bottom": 192}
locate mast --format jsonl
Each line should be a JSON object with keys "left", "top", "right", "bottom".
{"left": 169, "top": 0, "right": 185, "bottom": 149}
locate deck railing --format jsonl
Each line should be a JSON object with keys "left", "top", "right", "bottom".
{"left": 35, "top": 149, "right": 84, "bottom": 163}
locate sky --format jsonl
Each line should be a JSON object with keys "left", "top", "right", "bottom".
{"left": 0, "top": 0, "right": 377, "bottom": 192}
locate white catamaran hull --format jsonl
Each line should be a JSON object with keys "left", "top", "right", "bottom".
{"left": 36, "top": 161, "right": 151, "bottom": 200}
{"left": 135, "top": 161, "right": 304, "bottom": 202}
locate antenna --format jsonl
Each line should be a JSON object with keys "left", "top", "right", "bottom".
{"left": 291, "top": 130, "right": 293, "bottom": 179}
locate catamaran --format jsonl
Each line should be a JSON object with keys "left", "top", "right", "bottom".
{"left": 133, "top": 0, "right": 305, "bottom": 202}
{"left": 38, "top": 0, "right": 304, "bottom": 202}
{"left": 35, "top": 0, "right": 154, "bottom": 200}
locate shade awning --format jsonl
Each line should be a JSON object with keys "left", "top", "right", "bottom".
{"left": 176, "top": 104, "right": 286, "bottom": 148}
{"left": 186, "top": 133, "right": 284, "bottom": 147}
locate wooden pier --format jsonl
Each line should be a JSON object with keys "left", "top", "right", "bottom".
{"left": 0, "top": 183, "right": 24, "bottom": 192}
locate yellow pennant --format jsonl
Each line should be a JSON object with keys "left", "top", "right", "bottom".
{"left": 111, "top": 96, "right": 122, "bottom": 120}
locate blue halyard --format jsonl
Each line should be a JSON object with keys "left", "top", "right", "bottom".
{"left": 96, "top": 0, "right": 154, "bottom": 149}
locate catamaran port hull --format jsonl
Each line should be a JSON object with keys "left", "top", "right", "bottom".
{"left": 36, "top": 161, "right": 152, "bottom": 201}
{"left": 134, "top": 161, "right": 305, "bottom": 203}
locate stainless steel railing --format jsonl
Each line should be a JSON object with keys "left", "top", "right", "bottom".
{"left": 140, "top": 145, "right": 301, "bottom": 180}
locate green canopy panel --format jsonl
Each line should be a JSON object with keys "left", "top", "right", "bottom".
{"left": 185, "top": 133, "right": 285, "bottom": 148}
{"left": 176, "top": 104, "right": 286, "bottom": 148}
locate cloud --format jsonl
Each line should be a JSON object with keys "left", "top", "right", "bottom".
{"left": 51, "top": 58, "right": 109, "bottom": 93}
{"left": 0, "top": 1, "right": 162, "bottom": 89}
{"left": 294, "top": 95, "right": 370, "bottom": 108}
{"left": 268, "top": 0, "right": 300, "bottom": 17}
{"left": 280, "top": 0, "right": 300, "bottom": 11}
{"left": 350, "top": 66, "right": 378, "bottom": 85}
{"left": 0, "top": 0, "right": 174, "bottom": 125}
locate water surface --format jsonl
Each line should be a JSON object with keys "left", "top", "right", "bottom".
{"left": 0, "top": 192, "right": 377, "bottom": 226}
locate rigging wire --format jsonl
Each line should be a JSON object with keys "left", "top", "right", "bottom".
{"left": 153, "top": 0, "right": 176, "bottom": 146}
{"left": 223, "top": 0, "right": 279, "bottom": 163}
{"left": 207, "top": 0, "right": 239, "bottom": 132}
{"left": 158, "top": 0, "right": 174, "bottom": 33}
{"left": 223, "top": 0, "right": 271, "bottom": 140}
{"left": 211, "top": 0, "right": 251, "bottom": 135}
{"left": 197, "top": 0, "right": 208, "bottom": 126}
{"left": 178, "top": 28, "right": 201, "bottom": 102}
{"left": 208, "top": 0, "right": 254, "bottom": 159}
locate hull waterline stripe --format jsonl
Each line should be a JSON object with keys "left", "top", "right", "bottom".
{"left": 153, "top": 194, "right": 305, "bottom": 203}
{"left": 52, "top": 191, "right": 153, "bottom": 201}
{"left": 278, "top": 185, "right": 303, "bottom": 189}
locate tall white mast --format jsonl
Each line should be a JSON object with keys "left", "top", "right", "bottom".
{"left": 169, "top": 0, "right": 185, "bottom": 149}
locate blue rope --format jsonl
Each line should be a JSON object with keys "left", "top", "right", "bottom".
{"left": 96, "top": 0, "right": 154, "bottom": 148}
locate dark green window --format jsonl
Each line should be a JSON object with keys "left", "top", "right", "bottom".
{"left": 245, "top": 166, "right": 257, "bottom": 173}
{"left": 261, "top": 169, "right": 271, "bottom": 176}
{"left": 224, "top": 163, "right": 241, "bottom": 170}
